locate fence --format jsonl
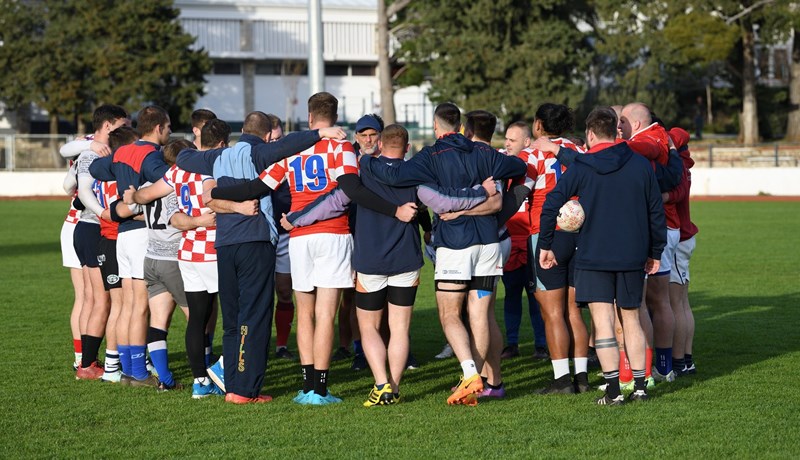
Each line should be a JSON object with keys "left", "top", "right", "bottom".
{"left": 2, "top": 133, "right": 799, "bottom": 171}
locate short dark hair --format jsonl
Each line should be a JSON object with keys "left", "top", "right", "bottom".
{"left": 108, "top": 126, "right": 139, "bottom": 152}
{"left": 534, "top": 103, "right": 574, "bottom": 136}
{"left": 191, "top": 109, "right": 217, "bottom": 130}
{"left": 242, "top": 111, "right": 272, "bottom": 138}
{"left": 465, "top": 110, "right": 496, "bottom": 143}
{"left": 585, "top": 107, "right": 618, "bottom": 140}
{"left": 266, "top": 113, "right": 283, "bottom": 131}
{"left": 92, "top": 104, "right": 128, "bottom": 132}
{"left": 506, "top": 121, "right": 531, "bottom": 138}
{"left": 201, "top": 119, "right": 231, "bottom": 149}
{"left": 434, "top": 103, "right": 461, "bottom": 132}
{"left": 136, "top": 105, "right": 169, "bottom": 136}
{"left": 162, "top": 139, "right": 194, "bottom": 166}
{"left": 381, "top": 124, "right": 409, "bottom": 149}
{"left": 308, "top": 92, "right": 338, "bottom": 124}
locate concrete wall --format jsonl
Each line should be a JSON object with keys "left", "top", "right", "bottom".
{"left": 2, "top": 168, "right": 799, "bottom": 197}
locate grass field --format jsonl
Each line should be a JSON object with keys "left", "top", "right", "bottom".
{"left": 1, "top": 200, "right": 798, "bottom": 458}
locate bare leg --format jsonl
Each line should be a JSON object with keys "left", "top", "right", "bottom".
{"left": 387, "top": 303, "right": 413, "bottom": 393}
{"left": 69, "top": 268, "right": 84, "bottom": 342}
{"left": 314, "top": 288, "right": 341, "bottom": 370}
{"left": 436, "top": 288, "right": 471, "bottom": 364}
{"left": 295, "top": 290, "right": 316, "bottom": 365}
{"left": 358, "top": 307, "right": 387, "bottom": 385}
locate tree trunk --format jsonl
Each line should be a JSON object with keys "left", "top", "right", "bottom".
{"left": 49, "top": 113, "right": 59, "bottom": 135}
{"left": 14, "top": 103, "right": 31, "bottom": 134}
{"left": 706, "top": 82, "right": 714, "bottom": 126}
{"left": 377, "top": 0, "right": 396, "bottom": 124}
{"left": 740, "top": 21, "right": 760, "bottom": 145}
{"left": 785, "top": 28, "right": 800, "bottom": 141}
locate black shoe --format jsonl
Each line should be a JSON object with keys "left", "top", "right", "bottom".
{"left": 157, "top": 380, "right": 184, "bottom": 392}
{"left": 532, "top": 346, "right": 549, "bottom": 360}
{"left": 573, "top": 372, "right": 590, "bottom": 393}
{"left": 405, "top": 353, "right": 419, "bottom": 370}
{"left": 596, "top": 393, "right": 625, "bottom": 406}
{"left": 351, "top": 353, "right": 367, "bottom": 371}
{"left": 627, "top": 389, "right": 649, "bottom": 402}
{"left": 275, "top": 347, "right": 294, "bottom": 360}
{"left": 535, "top": 375, "right": 575, "bottom": 395}
{"left": 332, "top": 347, "right": 352, "bottom": 361}
{"left": 500, "top": 345, "right": 519, "bottom": 359}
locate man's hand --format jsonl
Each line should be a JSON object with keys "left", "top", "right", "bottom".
{"left": 100, "top": 209, "right": 112, "bottom": 222}
{"left": 667, "top": 135, "right": 676, "bottom": 150}
{"left": 233, "top": 199, "right": 258, "bottom": 216}
{"left": 319, "top": 126, "right": 347, "bottom": 140}
{"left": 439, "top": 210, "right": 465, "bottom": 221}
{"left": 539, "top": 249, "right": 558, "bottom": 270}
{"left": 197, "top": 212, "right": 216, "bottom": 228}
{"left": 482, "top": 176, "right": 497, "bottom": 196}
{"left": 661, "top": 192, "right": 670, "bottom": 203}
{"left": 395, "top": 202, "right": 418, "bottom": 222}
{"left": 90, "top": 140, "right": 112, "bottom": 157}
{"left": 280, "top": 213, "right": 294, "bottom": 231}
{"left": 645, "top": 258, "right": 660, "bottom": 275}
{"left": 122, "top": 185, "right": 136, "bottom": 205}
{"left": 531, "top": 137, "right": 558, "bottom": 154}
{"left": 202, "top": 186, "right": 214, "bottom": 206}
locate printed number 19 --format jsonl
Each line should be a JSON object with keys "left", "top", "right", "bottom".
{"left": 289, "top": 155, "right": 328, "bottom": 192}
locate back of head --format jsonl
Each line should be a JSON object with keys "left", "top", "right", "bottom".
{"left": 93, "top": 104, "right": 129, "bottom": 132}
{"left": 623, "top": 102, "right": 652, "bottom": 126}
{"left": 465, "top": 110, "right": 496, "bottom": 143}
{"left": 534, "top": 103, "right": 574, "bottom": 136}
{"left": 308, "top": 92, "right": 338, "bottom": 125}
{"left": 108, "top": 126, "right": 139, "bottom": 152}
{"left": 381, "top": 124, "right": 409, "bottom": 153}
{"left": 163, "top": 139, "right": 195, "bottom": 166}
{"left": 242, "top": 111, "right": 273, "bottom": 138}
{"left": 201, "top": 119, "right": 231, "bottom": 149}
{"left": 136, "top": 105, "right": 169, "bottom": 136}
{"left": 191, "top": 109, "right": 217, "bottom": 131}
{"left": 585, "top": 107, "right": 618, "bottom": 142}
{"left": 434, "top": 102, "right": 461, "bottom": 133}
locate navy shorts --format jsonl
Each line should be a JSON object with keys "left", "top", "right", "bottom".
{"left": 533, "top": 231, "right": 578, "bottom": 290}
{"left": 73, "top": 221, "right": 100, "bottom": 268}
{"left": 574, "top": 269, "right": 645, "bottom": 309}
{"left": 97, "top": 237, "right": 121, "bottom": 290}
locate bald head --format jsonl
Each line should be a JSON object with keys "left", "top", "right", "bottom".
{"left": 619, "top": 102, "right": 652, "bottom": 139}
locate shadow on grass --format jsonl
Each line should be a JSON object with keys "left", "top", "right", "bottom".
{"left": 0, "top": 241, "right": 60, "bottom": 258}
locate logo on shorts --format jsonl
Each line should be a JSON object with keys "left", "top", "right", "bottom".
{"left": 107, "top": 274, "right": 120, "bottom": 285}
{"left": 442, "top": 270, "right": 462, "bottom": 275}
{"left": 97, "top": 254, "right": 106, "bottom": 265}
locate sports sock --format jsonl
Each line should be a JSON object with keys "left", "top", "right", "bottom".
{"left": 129, "top": 344, "right": 149, "bottom": 380}
{"left": 375, "top": 382, "right": 388, "bottom": 390}
{"left": 632, "top": 369, "right": 646, "bottom": 391}
{"left": 673, "top": 357, "right": 686, "bottom": 372}
{"left": 73, "top": 339, "right": 82, "bottom": 365}
{"left": 486, "top": 381, "right": 503, "bottom": 390}
{"left": 194, "top": 377, "right": 210, "bottom": 385}
{"left": 81, "top": 335, "right": 103, "bottom": 368}
{"left": 574, "top": 357, "right": 589, "bottom": 374}
{"left": 353, "top": 340, "right": 363, "bottom": 356}
{"left": 552, "top": 358, "right": 570, "bottom": 379}
{"left": 302, "top": 364, "right": 314, "bottom": 394}
{"left": 118, "top": 344, "right": 131, "bottom": 375}
{"left": 104, "top": 350, "right": 120, "bottom": 373}
{"left": 619, "top": 350, "right": 633, "bottom": 382}
{"left": 684, "top": 353, "right": 694, "bottom": 368}
{"left": 655, "top": 347, "right": 673, "bottom": 375}
{"left": 603, "top": 370, "right": 621, "bottom": 399}
{"left": 275, "top": 301, "right": 294, "bottom": 348}
{"left": 314, "top": 369, "right": 329, "bottom": 397}
{"left": 460, "top": 360, "right": 478, "bottom": 379}
{"left": 147, "top": 327, "right": 173, "bottom": 385}
{"left": 645, "top": 347, "right": 653, "bottom": 378}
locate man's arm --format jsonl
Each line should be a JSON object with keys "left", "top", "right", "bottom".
{"left": 360, "top": 151, "right": 436, "bottom": 186}
{"left": 210, "top": 178, "right": 270, "bottom": 201}
{"left": 285, "top": 188, "right": 351, "bottom": 228}
{"left": 337, "top": 173, "right": 404, "bottom": 218}
{"left": 538, "top": 168, "right": 581, "bottom": 260}
{"left": 416, "top": 178, "right": 493, "bottom": 215}
{"left": 176, "top": 147, "right": 220, "bottom": 176}
{"left": 530, "top": 138, "right": 582, "bottom": 167}
{"left": 496, "top": 182, "right": 531, "bottom": 227}
{"left": 141, "top": 151, "right": 170, "bottom": 184}
{"left": 249, "top": 127, "right": 347, "bottom": 171}
{"left": 487, "top": 145, "right": 527, "bottom": 180}
{"left": 170, "top": 211, "right": 216, "bottom": 231}
{"left": 77, "top": 175, "right": 105, "bottom": 218}
{"left": 207, "top": 198, "right": 259, "bottom": 216}
{"left": 665, "top": 164, "right": 689, "bottom": 204}
{"left": 126, "top": 179, "right": 173, "bottom": 205}
{"left": 646, "top": 169, "right": 667, "bottom": 262}
{"left": 88, "top": 155, "right": 115, "bottom": 182}
{"left": 63, "top": 163, "right": 78, "bottom": 195}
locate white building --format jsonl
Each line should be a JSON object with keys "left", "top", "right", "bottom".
{"left": 175, "top": 0, "right": 433, "bottom": 128}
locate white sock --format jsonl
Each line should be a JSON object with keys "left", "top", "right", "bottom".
{"left": 460, "top": 360, "right": 478, "bottom": 379}
{"left": 74, "top": 352, "right": 82, "bottom": 364}
{"left": 574, "top": 357, "right": 588, "bottom": 374}
{"left": 552, "top": 358, "right": 570, "bottom": 379}
{"left": 194, "top": 377, "right": 210, "bottom": 385}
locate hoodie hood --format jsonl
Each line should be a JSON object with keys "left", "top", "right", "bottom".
{"left": 574, "top": 142, "right": 634, "bottom": 175}
{"left": 668, "top": 127, "right": 695, "bottom": 169}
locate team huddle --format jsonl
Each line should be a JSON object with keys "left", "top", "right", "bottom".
{"left": 60, "top": 92, "right": 698, "bottom": 407}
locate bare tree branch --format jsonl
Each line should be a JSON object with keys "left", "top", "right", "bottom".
{"left": 724, "top": 0, "right": 776, "bottom": 25}
{"left": 386, "top": 0, "right": 412, "bottom": 19}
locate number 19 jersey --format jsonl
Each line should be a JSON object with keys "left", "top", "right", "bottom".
{"left": 260, "top": 138, "right": 358, "bottom": 237}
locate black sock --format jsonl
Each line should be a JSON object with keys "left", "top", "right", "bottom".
{"left": 603, "top": 370, "right": 621, "bottom": 398}
{"left": 673, "top": 357, "right": 686, "bottom": 371}
{"left": 632, "top": 369, "right": 646, "bottom": 391}
{"left": 685, "top": 354, "right": 694, "bottom": 367}
{"left": 487, "top": 381, "right": 503, "bottom": 390}
{"left": 301, "top": 365, "right": 314, "bottom": 393}
{"left": 314, "top": 369, "right": 328, "bottom": 396}
{"left": 81, "top": 335, "right": 103, "bottom": 368}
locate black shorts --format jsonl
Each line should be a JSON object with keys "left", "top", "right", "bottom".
{"left": 355, "top": 286, "right": 418, "bottom": 311}
{"left": 574, "top": 269, "right": 645, "bottom": 309}
{"left": 533, "top": 231, "right": 578, "bottom": 290}
{"left": 97, "top": 236, "right": 121, "bottom": 290}
{"left": 73, "top": 221, "right": 101, "bottom": 268}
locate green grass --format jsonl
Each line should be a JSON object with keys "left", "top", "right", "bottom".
{"left": 1, "top": 200, "right": 799, "bottom": 458}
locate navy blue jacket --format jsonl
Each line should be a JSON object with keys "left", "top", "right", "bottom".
{"left": 360, "top": 133, "right": 526, "bottom": 250}
{"left": 539, "top": 142, "right": 666, "bottom": 271}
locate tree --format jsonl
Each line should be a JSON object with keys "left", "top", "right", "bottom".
{"left": 787, "top": 27, "right": 800, "bottom": 141}
{"left": 377, "top": 0, "right": 412, "bottom": 125}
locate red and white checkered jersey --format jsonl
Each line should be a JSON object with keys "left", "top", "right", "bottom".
{"left": 64, "top": 199, "right": 80, "bottom": 225}
{"left": 163, "top": 164, "right": 216, "bottom": 262}
{"left": 92, "top": 180, "right": 120, "bottom": 240}
{"left": 519, "top": 137, "right": 585, "bottom": 235}
{"left": 260, "top": 139, "right": 357, "bottom": 237}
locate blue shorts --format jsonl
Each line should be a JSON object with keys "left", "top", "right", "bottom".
{"left": 73, "top": 221, "right": 100, "bottom": 268}
{"left": 532, "top": 231, "right": 578, "bottom": 291}
{"left": 574, "top": 269, "right": 645, "bottom": 309}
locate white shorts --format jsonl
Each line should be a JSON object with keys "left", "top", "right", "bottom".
{"left": 670, "top": 236, "right": 696, "bottom": 285}
{"left": 655, "top": 228, "right": 680, "bottom": 277}
{"left": 275, "top": 233, "right": 290, "bottom": 274}
{"left": 289, "top": 233, "right": 354, "bottom": 292}
{"left": 60, "top": 221, "right": 81, "bottom": 269}
{"left": 356, "top": 270, "right": 420, "bottom": 293}
{"left": 179, "top": 260, "right": 219, "bottom": 294}
{"left": 434, "top": 243, "right": 502, "bottom": 281}
{"left": 117, "top": 228, "right": 148, "bottom": 279}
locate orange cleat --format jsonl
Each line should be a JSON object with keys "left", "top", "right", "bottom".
{"left": 447, "top": 374, "right": 484, "bottom": 405}
{"left": 225, "top": 393, "right": 274, "bottom": 404}
{"left": 75, "top": 362, "right": 104, "bottom": 380}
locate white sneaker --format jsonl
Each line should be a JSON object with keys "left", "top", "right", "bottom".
{"left": 101, "top": 370, "right": 121, "bottom": 383}
{"left": 651, "top": 366, "right": 676, "bottom": 383}
{"left": 435, "top": 344, "right": 454, "bottom": 359}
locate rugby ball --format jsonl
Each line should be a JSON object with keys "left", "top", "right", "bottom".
{"left": 557, "top": 200, "right": 585, "bottom": 232}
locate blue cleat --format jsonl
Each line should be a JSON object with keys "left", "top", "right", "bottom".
{"left": 192, "top": 380, "right": 224, "bottom": 399}
{"left": 293, "top": 390, "right": 314, "bottom": 404}
{"left": 310, "top": 392, "right": 342, "bottom": 405}
{"left": 207, "top": 358, "right": 225, "bottom": 393}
